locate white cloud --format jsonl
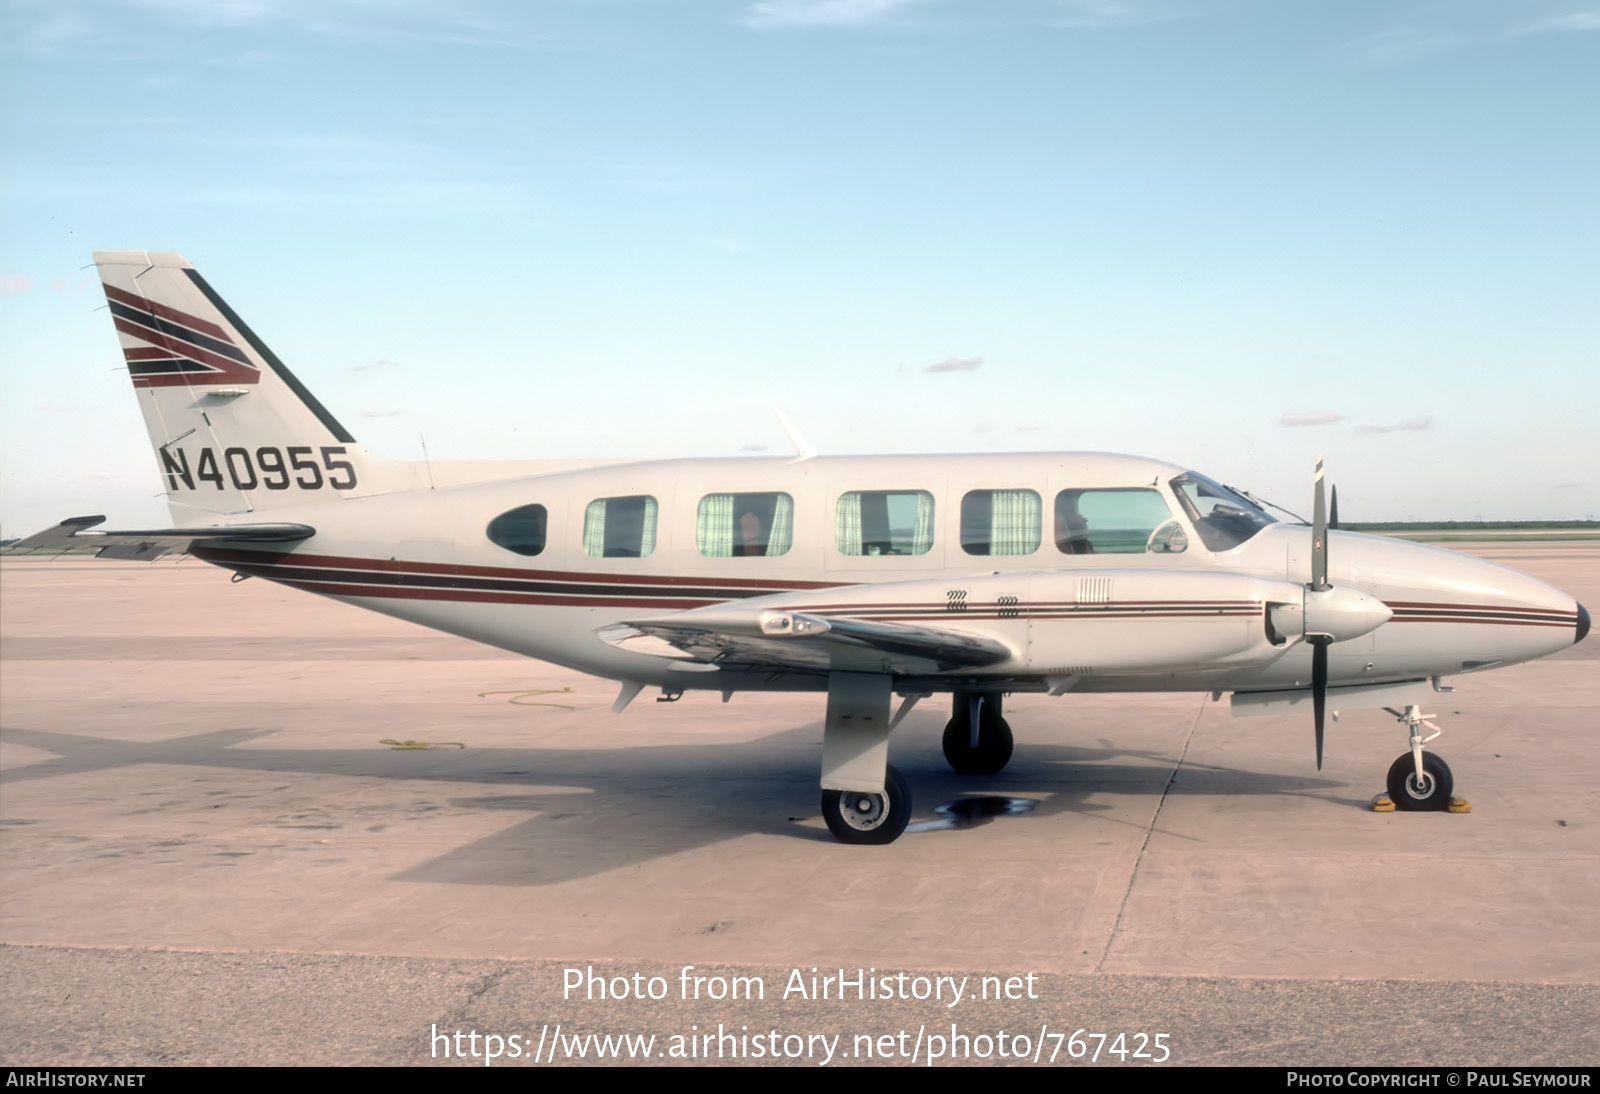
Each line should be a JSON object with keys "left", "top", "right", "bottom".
{"left": 1, "top": 275, "right": 35, "bottom": 295}
{"left": 1519, "top": 11, "right": 1600, "bottom": 33}
{"left": 697, "top": 235, "right": 749, "bottom": 254}
{"left": 1354, "top": 27, "right": 1456, "bottom": 64}
{"left": 112, "top": 0, "right": 522, "bottom": 47}
{"left": 1278, "top": 411, "right": 1345, "bottom": 427}
{"left": 743, "top": 0, "right": 924, "bottom": 30}
{"left": 926, "top": 355, "right": 983, "bottom": 373}
{"left": 360, "top": 407, "right": 403, "bottom": 417}
{"left": 1051, "top": 1, "right": 1179, "bottom": 30}
{"left": 1357, "top": 416, "right": 1432, "bottom": 434}
{"left": 351, "top": 358, "right": 400, "bottom": 372}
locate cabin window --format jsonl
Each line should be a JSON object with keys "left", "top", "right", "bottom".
{"left": 960, "top": 489, "right": 1041, "bottom": 556}
{"left": 1055, "top": 488, "right": 1174, "bottom": 554}
{"left": 697, "top": 492, "right": 794, "bottom": 557}
{"left": 582, "top": 495, "right": 658, "bottom": 558}
{"left": 485, "top": 504, "right": 548, "bottom": 557}
{"left": 835, "top": 490, "right": 934, "bottom": 556}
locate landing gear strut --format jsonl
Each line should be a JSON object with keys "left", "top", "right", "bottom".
{"left": 942, "top": 692, "right": 1013, "bottom": 775}
{"left": 819, "top": 671, "right": 913, "bottom": 844}
{"left": 1383, "top": 704, "right": 1454, "bottom": 811}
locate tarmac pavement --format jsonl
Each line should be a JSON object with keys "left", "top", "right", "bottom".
{"left": 2, "top": 545, "right": 1595, "bottom": 1066}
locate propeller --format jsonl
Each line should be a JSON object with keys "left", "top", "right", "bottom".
{"left": 1299, "top": 460, "right": 1390, "bottom": 770}
{"left": 1309, "top": 455, "right": 1330, "bottom": 769}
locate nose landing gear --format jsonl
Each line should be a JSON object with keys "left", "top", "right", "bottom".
{"left": 1382, "top": 704, "right": 1455, "bottom": 811}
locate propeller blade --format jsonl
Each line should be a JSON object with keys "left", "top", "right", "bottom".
{"left": 1311, "top": 635, "right": 1329, "bottom": 770}
{"left": 1329, "top": 484, "right": 1340, "bottom": 531}
{"left": 1311, "top": 455, "right": 1329, "bottom": 591}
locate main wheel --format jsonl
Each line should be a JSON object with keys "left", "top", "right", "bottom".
{"left": 942, "top": 712, "right": 1014, "bottom": 775}
{"left": 1386, "top": 752, "right": 1453, "bottom": 811}
{"left": 821, "top": 764, "right": 913, "bottom": 844}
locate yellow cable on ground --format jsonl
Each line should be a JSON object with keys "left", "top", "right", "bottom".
{"left": 478, "top": 687, "right": 577, "bottom": 709}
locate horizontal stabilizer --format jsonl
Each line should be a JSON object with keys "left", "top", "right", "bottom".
{"left": 4, "top": 515, "right": 314, "bottom": 561}
{"left": 602, "top": 601, "right": 1012, "bottom": 675}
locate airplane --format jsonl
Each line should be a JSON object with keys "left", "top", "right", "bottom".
{"left": 7, "top": 251, "right": 1590, "bottom": 844}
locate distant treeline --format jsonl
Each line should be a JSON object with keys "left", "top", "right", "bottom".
{"left": 1343, "top": 521, "right": 1599, "bottom": 532}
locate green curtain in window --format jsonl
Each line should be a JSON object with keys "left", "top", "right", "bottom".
{"left": 697, "top": 494, "right": 735, "bottom": 557}
{"left": 639, "top": 497, "right": 658, "bottom": 557}
{"left": 582, "top": 499, "right": 607, "bottom": 557}
{"left": 989, "top": 489, "right": 1040, "bottom": 555}
{"left": 767, "top": 493, "right": 793, "bottom": 556}
{"left": 835, "top": 492, "right": 863, "bottom": 555}
{"left": 910, "top": 492, "right": 935, "bottom": 555}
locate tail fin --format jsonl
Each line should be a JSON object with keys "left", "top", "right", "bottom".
{"left": 97, "top": 251, "right": 387, "bottom": 522}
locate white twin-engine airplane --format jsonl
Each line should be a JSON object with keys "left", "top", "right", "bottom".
{"left": 11, "top": 252, "right": 1590, "bottom": 843}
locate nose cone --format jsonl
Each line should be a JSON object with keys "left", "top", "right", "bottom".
{"left": 1579, "top": 603, "right": 1591, "bottom": 646}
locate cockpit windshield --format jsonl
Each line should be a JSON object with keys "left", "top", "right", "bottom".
{"left": 1169, "top": 472, "right": 1275, "bottom": 552}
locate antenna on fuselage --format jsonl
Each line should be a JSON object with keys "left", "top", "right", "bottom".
{"left": 775, "top": 410, "right": 818, "bottom": 463}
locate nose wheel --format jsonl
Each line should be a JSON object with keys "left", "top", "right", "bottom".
{"left": 1386, "top": 751, "right": 1453, "bottom": 811}
{"left": 1382, "top": 703, "right": 1456, "bottom": 812}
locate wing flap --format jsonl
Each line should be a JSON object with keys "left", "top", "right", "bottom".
{"left": 4, "top": 515, "right": 315, "bottom": 560}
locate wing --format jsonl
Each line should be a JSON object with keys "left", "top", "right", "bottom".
{"left": 601, "top": 601, "right": 1012, "bottom": 675}
{"left": 4, "top": 515, "right": 315, "bottom": 561}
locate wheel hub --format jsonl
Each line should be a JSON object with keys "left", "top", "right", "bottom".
{"left": 840, "top": 792, "right": 888, "bottom": 831}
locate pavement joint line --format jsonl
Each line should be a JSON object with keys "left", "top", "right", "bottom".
{"left": 5, "top": 941, "right": 1600, "bottom": 986}
{"left": 1094, "top": 692, "right": 1208, "bottom": 974}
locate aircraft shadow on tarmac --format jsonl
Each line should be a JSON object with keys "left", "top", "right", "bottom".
{"left": 0, "top": 720, "right": 1343, "bottom": 887}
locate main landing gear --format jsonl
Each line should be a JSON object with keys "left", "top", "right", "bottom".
{"left": 941, "top": 692, "right": 1013, "bottom": 776}
{"left": 1383, "top": 703, "right": 1455, "bottom": 811}
{"left": 821, "top": 765, "right": 912, "bottom": 845}
{"left": 815, "top": 678, "right": 1018, "bottom": 844}
{"left": 818, "top": 671, "right": 912, "bottom": 845}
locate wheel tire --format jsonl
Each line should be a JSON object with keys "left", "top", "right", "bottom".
{"left": 942, "top": 713, "right": 1015, "bottom": 775}
{"left": 822, "top": 764, "right": 913, "bottom": 845}
{"left": 1386, "top": 752, "right": 1454, "bottom": 811}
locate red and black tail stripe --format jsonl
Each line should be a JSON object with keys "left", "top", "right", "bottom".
{"left": 1388, "top": 601, "right": 1579, "bottom": 629}
{"left": 103, "top": 283, "right": 259, "bottom": 388}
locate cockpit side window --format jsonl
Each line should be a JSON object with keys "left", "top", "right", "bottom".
{"left": 1054, "top": 489, "right": 1175, "bottom": 554}
{"left": 1169, "top": 472, "right": 1274, "bottom": 552}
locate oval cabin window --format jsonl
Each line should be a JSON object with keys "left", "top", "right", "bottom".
{"left": 486, "top": 504, "right": 548, "bottom": 557}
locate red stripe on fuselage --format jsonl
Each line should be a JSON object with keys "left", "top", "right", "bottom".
{"left": 276, "top": 579, "right": 717, "bottom": 610}
{"left": 194, "top": 546, "right": 844, "bottom": 590}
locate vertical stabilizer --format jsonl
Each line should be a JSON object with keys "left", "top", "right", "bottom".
{"left": 96, "top": 251, "right": 386, "bottom": 522}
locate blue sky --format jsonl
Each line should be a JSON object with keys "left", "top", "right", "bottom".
{"left": 2, "top": 0, "right": 1597, "bottom": 533}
